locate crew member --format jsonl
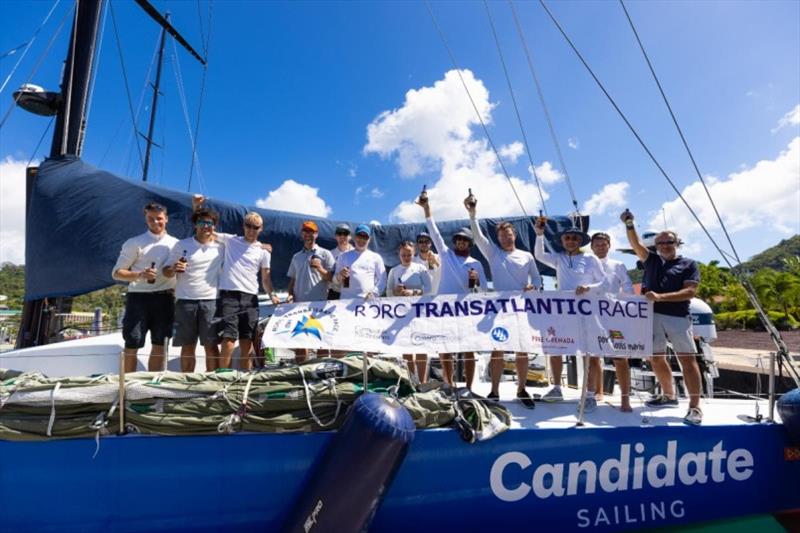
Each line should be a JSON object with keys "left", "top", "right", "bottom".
{"left": 328, "top": 223, "right": 353, "bottom": 300}
{"left": 163, "top": 208, "right": 223, "bottom": 372}
{"left": 413, "top": 231, "right": 441, "bottom": 294}
{"left": 335, "top": 224, "right": 387, "bottom": 300}
{"left": 387, "top": 240, "right": 433, "bottom": 382}
{"left": 590, "top": 231, "right": 634, "bottom": 412}
{"left": 417, "top": 195, "right": 487, "bottom": 396}
{"left": 534, "top": 217, "right": 606, "bottom": 411}
{"left": 466, "top": 194, "right": 541, "bottom": 408}
{"left": 621, "top": 210, "right": 703, "bottom": 425}
{"left": 193, "top": 195, "right": 279, "bottom": 371}
{"left": 287, "top": 220, "right": 335, "bottom": 362}
{"left": 112, "top": 202, "right": 178, "bottom": 372}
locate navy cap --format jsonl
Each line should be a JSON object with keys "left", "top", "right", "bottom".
{"left": 416, "top": 231, "right": 431, "bottom": 241}
{"left": 335, "top": 223, "right": 351, "bottom": 235}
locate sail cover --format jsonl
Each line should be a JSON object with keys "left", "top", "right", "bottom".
{"left": 25, "top": 156, "right": 589, "bottom": 299}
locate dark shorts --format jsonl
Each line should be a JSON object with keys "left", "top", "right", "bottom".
{"left": 122, "top": 291, "right": 175, "bottom": 349}
{"left": 173, "top": 299, "right": 218, "bottom": 346}
{"left": 218, "top": 290, "right": 259, "bottom": 340}
{"left": 326, "top": 289, "right": 341, "bottom": 300}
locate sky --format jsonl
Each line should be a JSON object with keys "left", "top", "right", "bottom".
{"left": 1, "top": 0, "right": 798, "bottom": 269}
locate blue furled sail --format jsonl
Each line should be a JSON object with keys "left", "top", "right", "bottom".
{"left": 25, "top": 156, "right": 589, "bottom": 299}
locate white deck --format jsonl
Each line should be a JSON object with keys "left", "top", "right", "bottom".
{"left": 470, "top": 379, "right": 778, "bottom": 429}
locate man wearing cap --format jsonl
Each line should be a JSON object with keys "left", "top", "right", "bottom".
{"left": 417, "top": 195, "right": 487, "bottom": 395}
{"left": 590, "top": 231, "right": 634, "bottom": 412}
{"left": 112, "top": 202, "right": 179, "bottom": 372}
{"left": 288, "top": 221, "right": 336, "bottom": 362}
{"left": 328, "top": 223, "right": 354, "bottom": 300}
{"left": 534, "top": 217, "right": 606, "bottom": 410}
{"left": 465, "top": 194, "right": 542, "bottom": 408}
{"left": 335, "top": 224, "right": 387, "bottom": 300}
{"left": 621, "top": 210, "right": 703, "bottom": 425}
{"left": 163, "top": 207, "right": 223, "bottom": 372}
{"left": 412, "top": 231, "right": 441, "bottom": 294}
{"left": 192, "top": 195, "right": 280, "bottom": 371}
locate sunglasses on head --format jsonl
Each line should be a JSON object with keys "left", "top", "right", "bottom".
{"left": 195, "top": 220, "right": 214, "bottom": 228}
{"left": 563, "top": 235, "right": 582, "bottom": 241}
{"left": 656, "top": 240, "right": 676, "bottom": 246}
{"left": 244, "top": 223, "right": 262, "bottom": 230}
{"left": 335, "top": 231, "right": 350, "bottom": 236}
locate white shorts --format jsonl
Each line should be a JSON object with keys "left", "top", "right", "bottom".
{"left": 652, "top": 313, "right": 696, "bottom": 354}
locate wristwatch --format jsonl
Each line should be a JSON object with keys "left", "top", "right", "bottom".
{"left": 625, "top": 220, "right": 634, "bottom": 229}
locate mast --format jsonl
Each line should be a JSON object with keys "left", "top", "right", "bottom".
{"left": 141, "top": 13, "right": 169, "bottom": 182}
{"left": 17, "top": 0, "right": 105, "bottom": 348}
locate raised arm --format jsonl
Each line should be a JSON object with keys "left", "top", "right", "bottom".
{"left": 533, "top": 233, "right": 557, "bottom": 269}
{"left": 417, "top": 194, "right": 448, "bottom": 255}
{"left": 465, "top": 195, "right": 492, "bottom": 259}
{"left": 620, "top": 210, "right": 650, "bottom": 263}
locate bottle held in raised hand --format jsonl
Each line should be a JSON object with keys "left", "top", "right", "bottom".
{"left": 621, "top": 208, "right": 633, "bottom": 223}
{"left": 147, "top": 261, "right": 156, "bottom": 284}
{"left": 536, "top": 209, "right": 547, "bottom": 230}
{"left": 466, "top": 188, "right": 477, "bottom": 208}
{"left": 418, "top": 184, "right": 428, "bottom": 205}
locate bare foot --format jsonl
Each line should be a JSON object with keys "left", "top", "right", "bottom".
{"left": 620, "top": 401, "right": 633, "bottom": 413}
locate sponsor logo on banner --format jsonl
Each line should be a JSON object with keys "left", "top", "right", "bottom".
{"left": 354, "top": 326, "right": 392, "bottom": 342}
{"left": 271, "top": 306, "right": 340, "bottom": 340}
{"left": 491, "top": 327, "right": 510, "bottom": 343}
{"left": 490, "top": 439, "right": 755, "bottom": 529}
{"left": 410, "top": 332, "right": 451, "bottom": 346}
{"left": 532, "top": 326, "right": 576, "bottom": 350}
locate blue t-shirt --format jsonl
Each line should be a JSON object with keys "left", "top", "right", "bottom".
{"left": 642, "top": 252, "right": 700, "bottom": 317}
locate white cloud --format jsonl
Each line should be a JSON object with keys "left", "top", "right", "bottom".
{"left": 369, "top": 187, "right": 384, "bottom": 199}
{"left": 498, "top": 142, "right": 524, "bottom": 163}
{"left": 583, "top": 182, "right": 630, "bottom": 216}
{"left": 365, "top": 69, "right": 551, "bottom": 222}
{"left": 255, "top": 179, "right": 332, "bottom": 217}
{"left": 530, "top": 161, "right": 564, "bottom": 185}
{"left": 568, "top": 137, "right": 580, "bottom": 150}
{"left": 369, "top": 220, "right": 382, "bottom": 226}
{"left": 0, "top": 156, "right": 28, "bottom": 264}
{"left": 648, "top": 137, "right": 800, "bottom": 250}
{"left": 773, "top": 104, "right": 800, "bottom": 133}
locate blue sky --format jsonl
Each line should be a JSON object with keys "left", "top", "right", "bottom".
{"left": 1, "top": 0, "right": 799, "bottom": 267}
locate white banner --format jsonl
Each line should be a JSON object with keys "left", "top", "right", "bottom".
{"left": 262, "top": 291, "right": 653, "bottom": 357}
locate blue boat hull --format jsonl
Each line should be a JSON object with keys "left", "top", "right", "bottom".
{"left": 2, "top": 423, "right": 798, "bottom": 532}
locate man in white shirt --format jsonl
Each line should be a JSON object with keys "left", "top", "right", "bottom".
{"left": 590, "top": 231, "right": 635, "bottom": 411}
{"left": 417, "top": 196, "right": 487, "bottom": 395}
{"left": 163, "top": 208, "right": 223, "bottom": 372}
{"left": 412, "top": 231, "right": 441, "bottom": 294}
{"left": 335, "top": 224, "right": 387, "bottom": 300}
{"left": 193, "top": 194, "right": 279, "bottom": 371}
{"left": 288, "top": 220, "right": 336, "bottom": 362}
{"left": 466, "top": 194, "right": 541, "bottom": 408}
{"left": 327, "top": 223, "right": 353, "bottom": 300}
{"left": 112, "top": 202, "right": 178, "bottom": 372}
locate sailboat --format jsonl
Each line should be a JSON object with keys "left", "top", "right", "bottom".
{"left": 1, "top": 1, "right": 799, "bottom": 531}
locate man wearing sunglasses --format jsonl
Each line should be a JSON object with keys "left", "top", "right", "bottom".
{"left": 327, "top": 223, "right": 354, "bottom": 300}
{"left": 417, "top": 194, "right": 487, "bottom": 396}
{"left": 192, "top": 195, "right": 279, "bottom": 371}
{"left": 412, "top": 231, "right": 441, "bottom": 294}
{"left": 163, "top": 208, "right": 223, "bottom": 372}
{"left": 621, "top": 210, "right": 703, "bottom": 425}
{"left": 112, "top": 202, "right": 178, "bottom": 372}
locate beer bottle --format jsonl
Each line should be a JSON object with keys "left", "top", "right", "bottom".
{"left": 468, "top": 268, "right": 477, "bottom": 290}
{"left": 147, "top": 261, "right": 156, "bottom": 284}
{"left": 418, "top": 184, "right": 428, "bottom": 204}
{"left": 342, "top": 267, "right": 350, "bottom": 288}
{"left": 466, "top": 188, "right": 477, "bottom": 208}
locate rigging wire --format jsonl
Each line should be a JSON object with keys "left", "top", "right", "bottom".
{"left": 26, "top": 117, "right": 55, "bottom": 167}
{"left": 618, "top": 0, "right": 742, "bottom": 266}
{"left": 0, "top": 0, "right": 61, "bottom": 95}
{"left": 508, "top": 0, "right": 580, "bottom": 214}
{"left": 423, "top": 1, "right": 537, "bottom": 229}
{"left": 82, "top": 0, "right": 109, "bottom": 148}
{"left": 187, "top": 0, "right": 212, "bottom": 192}
{"left": 99, "top": 30, "right": 161, "bottom": 167}
{"left": 0, "top": 0, "right": 74, "bottom": 130}
{"left": 537, "top": 0, "right": 736, "bottom": 270}
{"left": 171, "top": 36, "right": 207, "bottom": 195}
{"left": 59, "top": 0, "right": 79, "bottom": 155}
{"left": 109, "top": 0, "right": 144, "bottom": 173}
{"left": 482, "top": 0, "right": 548, "bottom": 217}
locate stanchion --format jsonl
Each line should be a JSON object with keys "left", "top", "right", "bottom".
{"left": 769, "top": 350, "right": 776, "bottom": 422}
{"left": 118, "top": 350, "right": 126, "bottom": 435}
{"left": 576, "top": 355, "right": 590, "bottom": 427}
{"left": 363, "top": 352, "right": 369, "bottom": 393}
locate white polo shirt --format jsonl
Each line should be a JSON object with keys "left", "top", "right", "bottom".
{"left": 335, "top": 248, "right": 387, "bottom": 299}
{"left": 112, "top": 230, "right": 178, "bottom": 292}
{"left": 597, "top": 256, "right": 634, "bottom": 295}
{"left": 167, "top": 236, "right": 223, "bottom": 300}
{"left": 216, "top": 233, "right": 271, "bottom": 295}
{"left": 534, "top": 236, "right": 606, "bottom": 292}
